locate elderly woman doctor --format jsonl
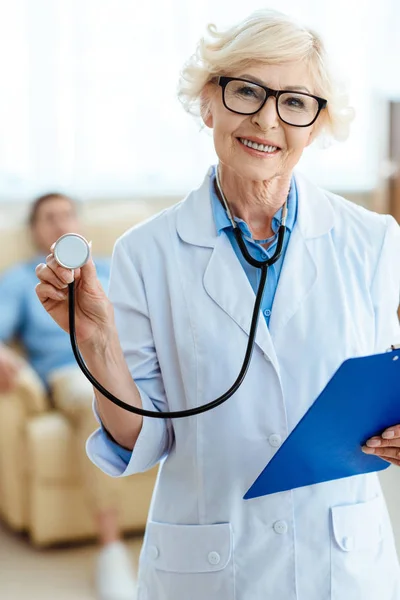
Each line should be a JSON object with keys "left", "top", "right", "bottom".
{"left": 36, "top": 9, "right": 400, "bottom": 600}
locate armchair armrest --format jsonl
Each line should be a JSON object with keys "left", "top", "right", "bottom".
{"left": 15, "top": 363, "right": 49, "bottom": 415}
{"left": 0, "top": 352, "right": 50, "bottom": 415}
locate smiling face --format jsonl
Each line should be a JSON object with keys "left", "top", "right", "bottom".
{"left": 203, "top": 61, "right": 321, "bottom": 183}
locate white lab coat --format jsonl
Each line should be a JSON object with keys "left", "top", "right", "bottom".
{"left": 87, "top": 168, "right": 400, "bottom": 600}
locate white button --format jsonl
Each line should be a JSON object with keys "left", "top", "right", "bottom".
{"left": 208, "top": 551, "right": 221, "bottom": 565}
{"left": 273, "top": 520, "right": 288, "bottom": 535}
{"left": 148, "top": 545, "right": 159, "bottom": 560}
{"left": 269, "top": 434, "right": 282, "bottom": 448}
{"left": 263, "top": 309, "right": 272, "bottom": 317}
{"left": 342, "top": 536, "right": 354, "bottom": 551}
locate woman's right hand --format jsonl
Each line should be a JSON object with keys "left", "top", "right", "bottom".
{"left": 35, "top": 246, "right": 114, "bottom": 349}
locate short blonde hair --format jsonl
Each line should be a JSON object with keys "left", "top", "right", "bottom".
{"left": 178, "top": 9, "right": 354, "bottom": 143}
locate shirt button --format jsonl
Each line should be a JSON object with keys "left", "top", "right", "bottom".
{"left": 273, "top": 520, "right": 288, "bottom": 535}
{"left": 263, "top": 309, "right": 271, "bottom": 317}
{"left": 148, "top": 545, "right": 159, "bottom": 560}
{"left": 208, "top": 551, "right": 221, "bottom": 565}
{"left": 342, "top": 536, "right": 354, "bottom": 551}
{"left": 269, "top": 434, "right": 282, "bottom": 448}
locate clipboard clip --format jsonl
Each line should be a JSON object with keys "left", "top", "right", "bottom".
{"left": 386, "top": 344, "right": 400, "bottom": 352}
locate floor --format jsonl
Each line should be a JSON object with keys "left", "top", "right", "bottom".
{"left": 0, "top": 521, "right": 143, "bottom": 599}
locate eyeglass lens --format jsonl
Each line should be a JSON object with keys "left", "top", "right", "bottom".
{"left": 224, "top": 80, "right": 319, "bottom": 126}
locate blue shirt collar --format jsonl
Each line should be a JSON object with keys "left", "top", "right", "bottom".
{"left": 209, "top": 165, "right": 297, "bottom": 239}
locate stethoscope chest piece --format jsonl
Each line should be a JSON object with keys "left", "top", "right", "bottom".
{"left": 53, "top": 233, "right": 90, "bottom": 270}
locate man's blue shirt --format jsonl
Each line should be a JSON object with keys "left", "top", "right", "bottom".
{"left": 0, "top": 255, "right": 110, "bottom": 386}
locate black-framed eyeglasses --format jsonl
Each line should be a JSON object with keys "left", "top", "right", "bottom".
{"left": 218, "top": 76, "right": 327, "bottom": 128}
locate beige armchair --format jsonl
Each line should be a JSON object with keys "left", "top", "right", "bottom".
{"left": 0, "top": 200, "right": 163, "bottom": 546}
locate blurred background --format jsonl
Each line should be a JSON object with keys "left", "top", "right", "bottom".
{"left": 0, "top": 0, "right": 399, "bottom": 212}
{"left": 1, "top": 0, "right": 400, "bottom": 598}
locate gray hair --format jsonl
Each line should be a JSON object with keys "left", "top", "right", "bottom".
{"left": 178, "top": 9, "right": 354, "bottom": 143}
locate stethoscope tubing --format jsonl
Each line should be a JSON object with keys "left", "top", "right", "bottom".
{"left": 68, "top": 264, "right": 270, "bottom": 418}
{"left": 67, "top": 174, "right": 287, "bottom": 419}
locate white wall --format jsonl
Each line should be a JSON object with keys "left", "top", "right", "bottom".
{"left": 0, "top": 0, "right": 398, "bottom": 201}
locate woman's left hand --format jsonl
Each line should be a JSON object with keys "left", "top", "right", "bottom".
{"left": 362, "top": 425, "right": 400, "bottom": 466}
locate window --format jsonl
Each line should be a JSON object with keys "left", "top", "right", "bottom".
{"left": 0, "top": 0, "right": 396, "bottom": 200}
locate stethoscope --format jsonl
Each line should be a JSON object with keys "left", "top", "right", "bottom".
{"left": 53, "top": 169, "right": 288, "bottom": 419}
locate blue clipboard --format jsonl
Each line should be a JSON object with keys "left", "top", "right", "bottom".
{"left": 244, "top": 347, "right": 400, "bottom": 500}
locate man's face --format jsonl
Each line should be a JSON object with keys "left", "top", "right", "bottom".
{"left": 31, "top": 196, "right": 82, "bottom": 254}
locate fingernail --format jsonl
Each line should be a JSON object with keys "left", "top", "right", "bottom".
{"left": 382, "top": 430, "right": 395, "bottom": 439}
{"left": 366, "top": 439, "right": 381, "bottom": 447}
{"left": 362, "top": 446, "right": 375, "bottom": 454}
{"left": 57, "top": 292, "right": 67, "bottom": 300}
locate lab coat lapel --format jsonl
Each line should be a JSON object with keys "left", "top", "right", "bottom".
{"left": 177, "top": 168, "right": 278, "bottom": 367}
{"left": 269, "top": 172, "right": 335, "bottom": 336}
{"left": 203, "top": 233, "right": 278, "bottom": 366}
{"left": 268, "top": 226, "right": 317, "bottom": 335}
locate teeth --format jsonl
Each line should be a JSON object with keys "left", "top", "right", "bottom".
{"left": 240, "top": 138, "right": 278, "bottom": 153}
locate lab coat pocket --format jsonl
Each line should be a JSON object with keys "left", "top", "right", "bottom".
{"left": 138, "top": 520, "right": 235, "bottom": 600}
{"left": 330, "top": 496, "right": 389, "bottom": 600}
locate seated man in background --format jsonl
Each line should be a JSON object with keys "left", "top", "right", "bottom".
{"left": 0, "top": 193, "right": 136, "bottom": 600}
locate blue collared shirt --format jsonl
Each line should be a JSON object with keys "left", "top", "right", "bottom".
{"left": 103, "top": 166, "right": 298, "bottom": 462}
{"left": 210, "top": 165, "right": 297, "bottom": 326}
{"left": 0, "top": 255, "right": 110, "bottom": 386}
